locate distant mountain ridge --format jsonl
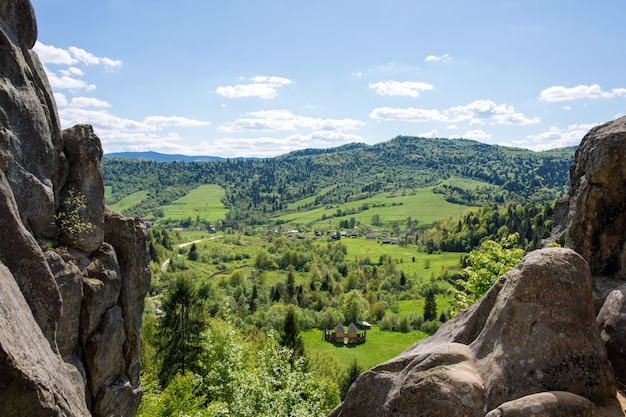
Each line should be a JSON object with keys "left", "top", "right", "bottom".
{"left": 104, "top": 151, "right": 260, "bottom": 162}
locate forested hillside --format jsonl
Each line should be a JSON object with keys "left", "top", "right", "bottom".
{"left": 103, "top": 136, "right": 575, "bottom": 226}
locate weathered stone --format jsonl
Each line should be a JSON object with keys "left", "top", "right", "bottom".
{"left": 0, "top": 261, "right": 89, "bottom": 417}
{"left": 0, "top": 2, "right": 150, "bottom": 415}
{"left": 331, "top": 249, "right": 616, "bottom": 416}
{"left": 0, "top": 169, "right": 61, "bottom": 348}
{"left": 80, "top": 244, "right": 122, "bottom": 347}
{"left": 472, "top": 248, "right": 615, "bottom": 409}
{"left": 93, "top": 377, "right": 143, "bottom": 417}
{"left": 45, "top": 249, "right": 83, "bottom": 361}
{"left": 0, "top": 0, "right": 67, "bottom": 241}
{"left": 105, "top": 212, "right": 151, "bottom": 387}
{"left": 485, "top": 391, "right": 597, "bottom": 417}
{"left": 597, "top": 283, "right": 626, "bottom": 386}
{"left": 550, "top": 116, "right": 626, "bottom": 276}
{"left": 85, "top": 306, "right": 126, "bottom": 401}
{"left": 60, "top": 124, "right": 104, "bottom": 253}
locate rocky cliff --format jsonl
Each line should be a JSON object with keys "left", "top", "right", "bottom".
{"left": 0, "top": 2, "right": 151, "bottom": 416}
{"left": 331, "top": 118, "right": 626, "bottom": 416}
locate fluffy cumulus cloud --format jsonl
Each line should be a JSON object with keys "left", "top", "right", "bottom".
{"left": 370, "top": 100, "right": 539, "bottom": 126}
{"left": 368, "top": 81, "right": 434, "bottom": 97}
{"left": 35, "top": 42, "right": 122, "bottom": 69}
{"left": 424, "top": 53, "right": 451, "bottom": 63}
{"left": 539, "top": 84, "right": 626, "bottom": 102}
{"left": 216, "top": 76, "right": 293, "bottom": 99}
{"left": 447, "top": 100, "right": 540, "bottom": 125}
{"left": 521, "top": 123, "right": 594, "bottom": 150}
{"left": 34, "top": 42, "right": 121, "bottom": 92}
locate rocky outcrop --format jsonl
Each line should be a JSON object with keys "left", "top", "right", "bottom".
{"left": 0, "top": 2, "right": 150, "bottom": 417}
{"left": 330, "top": 248, "right": 618, "bottom": 416}
{"left": 550, "top": 116, "right": 626, "bottom": 277}
{"left": 548, "top": 116, "right": 626, "bottom": 387}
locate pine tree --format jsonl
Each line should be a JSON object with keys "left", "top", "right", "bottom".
{"left": 280, "top": 305, "right": 305, "bottom": 368}
{"left": 157, "top": 274, "right": 207, "bottom": 387}
{"left": 423, "top": 290, "right": 437, "bottom": 322}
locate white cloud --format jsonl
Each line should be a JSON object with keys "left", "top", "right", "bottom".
{"left": 369, "top": 100, "right": 538, "bottom": 126}
{"left": 523, "top": 123, "right": 594, "bottom": 150}
{"left": 70, "top": 97, "right": 111, "bottom": 108}
{"left": 143, "top": 115, "right": 211, "bottom": 128}
{"left": 368, "top": 81, "right": 434, "bottom": 97}
{"left": 539, "top": 84, "right": 626, "bottom": 102}
{"left": 219, "top": 109, "right": 364, "bottom": 132}
{"left": 34, "top": 42, "right": 122, "bottom": 69}
{"left": 458, "top": 129, "right": 493, "bottom": 141}
{"left": 53, "top": 92, "right": 68, "bottom": 107}
{"left": 419, "top": 129, "right": 439, "bottom": 138}
{"left": 369, "top": 107, "right": 447, "bottom": 122}
{"left": 34, "top": 42, "right": 75, "bottom": 65}
{"left": 216, "top": 76, "right": 293, "bottom": 99}
{"left": 447, "top": 99, "right": 540, "bottom": 125}
{"left": 425, "top": 53, "right": 451, "bottom": 63}
{"left": 46, "top": 70, "right": 96, "bottom": 91}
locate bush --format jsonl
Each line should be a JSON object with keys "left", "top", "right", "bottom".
{"left": 420, "top": 320, "right": 442, "bottom": 335}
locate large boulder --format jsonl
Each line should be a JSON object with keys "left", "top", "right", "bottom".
{"left": 330, "top": 248, "right": 616, "bottom": 416}
{"left": 548, "top": 116, "right": 626, "bottom": 388}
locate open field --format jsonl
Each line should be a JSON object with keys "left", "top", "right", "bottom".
{"left": 158, "top": 184, "right": 228, "bottom": 224}
{"left": 108, "top": 190, "right": 149, "bottom": 213}
{"left": 276, "top": 187, "right": 476, "bottom": 229}
{"left": 302, "top": 327, "right": 427, "bottom": 370}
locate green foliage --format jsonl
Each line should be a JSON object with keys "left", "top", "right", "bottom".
{"left": 156, "top": 274, "right": 208, "bottom": 387}
{"left": 340, "top": 360, "right": 363, "bottom": 399}
{"left": 452, "top": 233, "right": 525, "bottom": 312}
{"left": 423, "top": 290, "right": 437, "bottom": 322}
{"left": 280, "top": 305, "right": 305, "bottom": 367}
{"left": 55, "top": 187, "right": 96, "bottom": 246}
{"left": 342, "top": 290, "right": 370, "bottom": 324}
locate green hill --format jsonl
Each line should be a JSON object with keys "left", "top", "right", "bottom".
{"left": 102, "top": 136, "right": 574, "bottom": 228}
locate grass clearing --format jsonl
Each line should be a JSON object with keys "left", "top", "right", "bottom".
{"left": 108, "top": 190, "right": 149, "bottom": 213}
{"left": 302, "top": 327, "right": 427, "bottom": 370}
{"left": 159, "top": 184, "right": 228, "bottom": 224}
{"left": 276, "top": 188, "right": 475, "bottom": 229}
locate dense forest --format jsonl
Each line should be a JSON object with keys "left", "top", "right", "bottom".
{"left": 103, "top": 136, "right": 575, "bottom": 226}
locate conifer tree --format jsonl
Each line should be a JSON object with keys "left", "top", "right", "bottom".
{"left": 423, "top": 289, "right": 437, "bottom": 322}
{"left": 280, "top": 305, "right": 305, "bottom": 367}
{"left": 157, "top": 274, "right": 207, "bottom": 387}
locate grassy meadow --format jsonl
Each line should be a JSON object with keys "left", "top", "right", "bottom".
{"left": 302, "top": 327, "right": 427, "bottom": 370}
{"left": 278, "top": 186, "right": 476, "bottom": 229}
{"left": 159, "top": 184, "right": 228, "bottom": 224}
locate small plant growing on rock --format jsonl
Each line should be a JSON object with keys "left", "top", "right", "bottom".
{"left": 55, "top": 187, "right": 95, "bottom": 246}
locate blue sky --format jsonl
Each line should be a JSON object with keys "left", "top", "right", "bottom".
{"left": 30, "top": 0, "right": 626, "bottom": 157}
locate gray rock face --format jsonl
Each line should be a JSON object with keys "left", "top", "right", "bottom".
{"left": 597, "top": 283, "right": 626, "bottom": 385}
{"left": 0, "top": 2, "right": 150, "bottom": 417}
{"left": 330, "top": 249, "right": 616, "bottom": 417}
{"left": 548, "top": 116, "right": 626, "bottom": 389}
{"left": 550, "top": 116, "right": 626, "bottom": 276}
{"left": 60, "top": 125, "right": 105, "bottom": 253}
